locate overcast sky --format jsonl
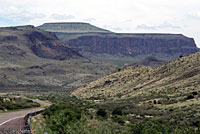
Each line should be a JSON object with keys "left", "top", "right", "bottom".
{"left": 0, "top": 0, "right": 200, "bottom": 47}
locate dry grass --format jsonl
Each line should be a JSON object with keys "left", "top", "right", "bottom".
{"left": 72, "top": 52, "right": 200, "bottom": 102}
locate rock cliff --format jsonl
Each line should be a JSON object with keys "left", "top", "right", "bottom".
{"left": 0, "top": 25, "right": 82, "bottom": 60}
{"left": 67, "top": 34, "right": 199, "bottom": 57}
{"left": 38, "top": 22, "right": 199, "bottom": 62}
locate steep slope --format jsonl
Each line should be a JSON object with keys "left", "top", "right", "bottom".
{"left": 132, "top": 56, "right": 167, "bottom": 68}
{"left": 72, "top": 52, "right": 200, "bottom": 126}
{"left": 38, "top": 22, "right": 111, "bottom": 33}
{"left": 0, "top": 25, "right": 81, "bottom": 60}
{"left": 72, "top": 52, "right": 200, "bottom": 100}
{"left": 0, "top": 25, "right": 116, "bottom": 91}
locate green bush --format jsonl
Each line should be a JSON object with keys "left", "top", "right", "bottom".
{"left": 43, "top": 104, "right": 86, "bottom": 134}
{"left": 129, "top": 120, "right": 197, "bottom": 134}
{"left": 112, "top": 116, "right": 125, "bottom": 125}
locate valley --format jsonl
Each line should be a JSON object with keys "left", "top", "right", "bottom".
{"left": 0, "top": 22, "right": 199, "bottom": 134}
{"left": 0, "top": 25, "right": 116, "bottom": 92}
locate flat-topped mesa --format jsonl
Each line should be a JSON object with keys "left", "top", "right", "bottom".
{"left": 38, "top": 22, "right": 199, "bottom": 59}
{"left": 38, "top": 22, "right": 111, "bottom": 33}
{"left": 66, "top": 34, "right": 199, "bottom": 57}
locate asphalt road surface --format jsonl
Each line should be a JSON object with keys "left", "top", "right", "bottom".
{"left": 0, "top": 117, "right": 25, "bottom": 134}
{"left": 0, "top": 99, "right": 51, "bottom": 134}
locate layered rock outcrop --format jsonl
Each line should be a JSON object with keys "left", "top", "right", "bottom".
{"left": 67, "top": 34, "right": 199, "bottom": 56}
{"left": 38, "top": 22, "right": 199, "bottom": 58}
{"left": 0, "top": 25, "right": 82, "bottom": 60}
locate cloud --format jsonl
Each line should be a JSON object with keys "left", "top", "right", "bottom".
{"left": 83, "top": 18, "right": 96, "bottom": 22}
{"left": 136, "top": 23, "right": 181, "bottom": 30}
{"left": 50, "top": 14, "right": 75, "bottom": 20}
{"left": 187, "top": 11, "right": 200, "bottom": 20}
{"left": 123, "top": 19, "right": 132, "bottom": 23}
{"left": 103, "top": 25, "right": 122, "bottom": 31}
{"left": 12, "top": 13, "right": 45, "bottom": 23}
{"left": 0, "top": 4, "right": 46, "bottom": 25}
{"left": 0, "top": 0, "right": 199, "bottom": 47}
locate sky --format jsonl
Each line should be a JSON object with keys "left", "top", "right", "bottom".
{"left": 0, "top": 0, "right": 200, "bottom": 47}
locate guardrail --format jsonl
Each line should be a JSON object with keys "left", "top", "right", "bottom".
{"left": 23, "top": 110, "right": 44, "bottom": 134}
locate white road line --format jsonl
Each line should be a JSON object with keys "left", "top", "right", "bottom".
{"left": 0, "top": 116, "right": 25, "bottom": 126}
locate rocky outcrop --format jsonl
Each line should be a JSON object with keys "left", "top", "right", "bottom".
{"left": 38, "top": 22, "right": 199, "bottom": 60}
{"left": 67, "top": 34, "right": 199, "bottom": 57}
{"left": 0, "top": 25, "right": 82, "bottom": 60}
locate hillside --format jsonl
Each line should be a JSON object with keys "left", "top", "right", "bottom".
{"left": 71, "top": 52, "right": 200, "bottom": 128}
{"left": 38, "top": 23, "right": 199, "bottom": 66}
{"left": 0, "top": 25, "right": 116, "bottom": 91}
{"left": 72, "top": 52, "right": 200, "bottom": 100}
{"left": 38, "top": 22, "right": 111, "bottom": 33}
{"left": 0, "top": 25, "right": 82, "bottom": 60}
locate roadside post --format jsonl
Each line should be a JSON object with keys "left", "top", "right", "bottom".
{"left": 29, "top": 115, "right": 32, "bottom": 130}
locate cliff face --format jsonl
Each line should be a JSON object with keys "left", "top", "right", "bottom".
{"left": 38, "top": 22, "right": 199, "bottom": 61}
{"left": 67, "top": 34, "right": 199, "bottom": 56}
{"left": 0, "top": 25, "right": 82, "bottom": 60}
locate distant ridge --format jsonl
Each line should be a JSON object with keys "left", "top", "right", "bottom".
{"left": 38, "top": 22, "right": 199, "bottom": 66}
{"left": 38, "top": 22, "right": 111, "bottom": 33}
{"left": 0, "top": 25, "right": 82, "bottom": 60}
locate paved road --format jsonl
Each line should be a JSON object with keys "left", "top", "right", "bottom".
{"left": 0, "top": 117, "right": 24, "bottom": 134}
{"left": 0, "top": 108, "right": 44, "bottom": 134}
{"left": 0, "top": 99, "right": 51, "bottom": 134}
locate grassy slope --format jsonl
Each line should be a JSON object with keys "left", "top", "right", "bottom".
{"left": 72, "top": 52, "right": 200, "bottom": 99}
{"left": 0, "top": 56, "right": 116, "bottom": 91}
{"left": 70, "top": 52, "right": 200, "bottom": 129}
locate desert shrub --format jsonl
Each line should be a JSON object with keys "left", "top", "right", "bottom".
{"left": 112, "top": 108, "right": 123, "bottom": 116}
{"left": 0, "top": 105, "right": 4, "bottom": 110}
{"left": 96, "top": 108, "right": 107, "bottom": 118}
{"left": 116, "top": 93, "right": 123, "bottom": 98}
{"left": 153, "top": 100, "right": 157, "bottom": 104}
{"left": 192, "top": 91, "right": 198, "bottom": 96}
{"left": 129, "top": 120, "right": 197, "bottom": 134}
{"left": 112, "top": 116, "right": 125, "bottom": 125}
{"left": 157, "top": 100, "right": 162, "bottom": 104}
{"left": 43, "top": 104, "right": 85, "bottom": 134}
{"left": 26, "top": 99, "right": 33, "bottom": 103}
{"left": 186, "top": 95, "right": 194, "bottom": 100}
{"left": 179, "top": 55, "right": 183, "bottom": 58}
{"left": 0, "top": 97, "right": 40, "bottom": 111}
